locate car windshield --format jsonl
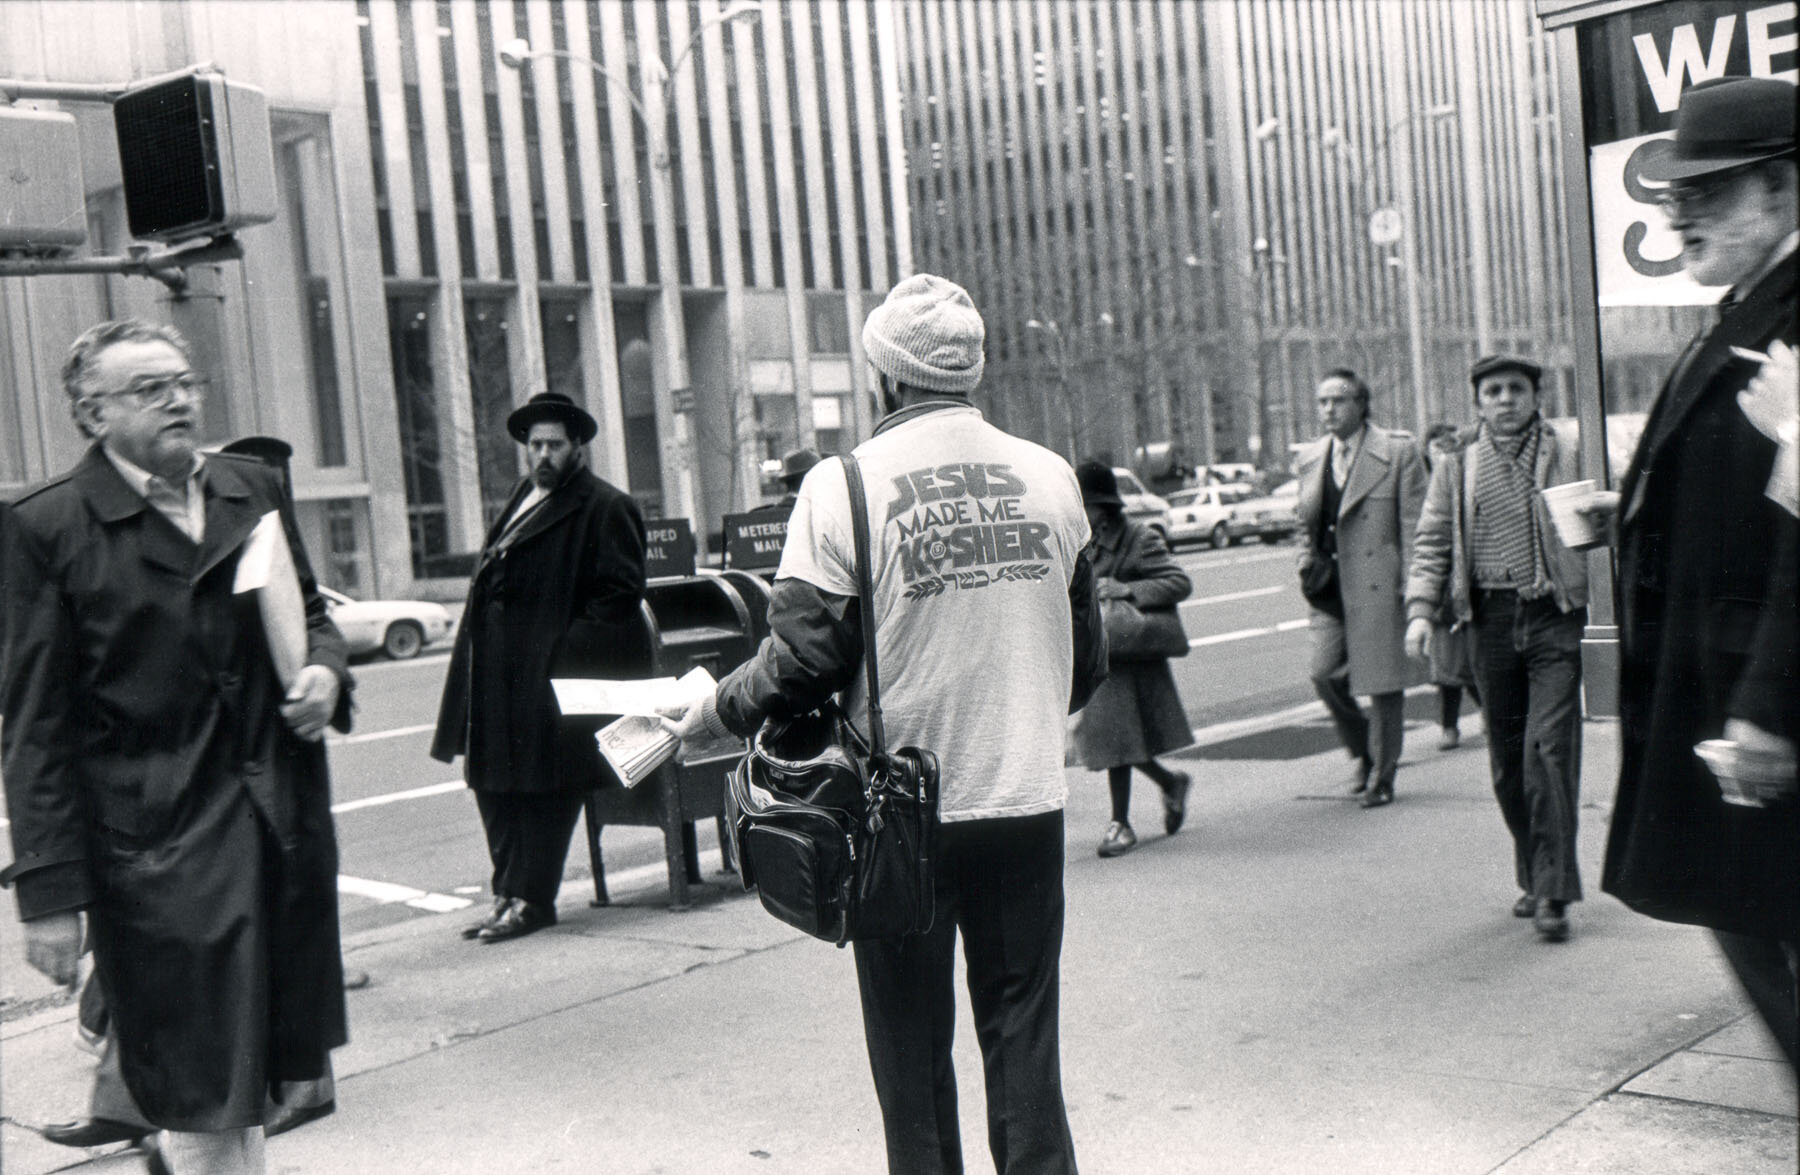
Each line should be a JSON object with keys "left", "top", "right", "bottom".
{"left": 1113, "top": 471, "right": 1146, "bottom": 494}
{"left": 1167, "top": 490, "right": 1201, "bottom": 507}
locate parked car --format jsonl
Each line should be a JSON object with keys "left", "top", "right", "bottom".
{"left": 1233, "top": 480, "right": 1302, "bottom": 544}
{"left": 1166, "top": 483, "right": 1254, "bottom": 549}
{"left": 1112, "top": 467, "right": 1172, "bottom": 541}
{"left": 320, "top": 585, "right": 454, "bottom": 660}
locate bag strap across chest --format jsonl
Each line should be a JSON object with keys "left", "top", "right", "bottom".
{"left": 840, "top": 455, "right": 886, "bottom": 759}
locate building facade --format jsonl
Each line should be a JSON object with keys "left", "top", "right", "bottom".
{"left": 896, "top": 0, "right": 1576, "bottom": 475}
{"left": 2, "top": 0, "right": 911, "bottom": 596}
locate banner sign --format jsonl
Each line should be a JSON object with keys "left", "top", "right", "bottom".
{"left": 643, "top": 517, "right": 697, "bottom": 579}
{"left": 721, "top": 509, "right": 791, "bottom": 570}
{"left": 1579, "top": 1, "right": 1795, "bottom": 307}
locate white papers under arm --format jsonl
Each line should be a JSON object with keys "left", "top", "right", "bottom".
{"left": 235, "top": 511, "right": 307, "bottom": 690}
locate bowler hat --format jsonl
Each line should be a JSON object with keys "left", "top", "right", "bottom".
{"left": 1639, "top": 77, "right": 1796, "bottom": 183}
{"left": 1469, "top": 353, "right": 1542, "bottom": 389}
{"left": 1076, "top": 460, "right": 1124, "bottom": 509}
{"left": 506, "top": 392, "right": 597, "bottom": 445}
{"left": 779, "top": 448, "right": 822, "bottom": 485}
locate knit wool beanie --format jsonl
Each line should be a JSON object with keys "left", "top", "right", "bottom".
{"left": 861, "top": 274, "right": 986, "bottom": 393}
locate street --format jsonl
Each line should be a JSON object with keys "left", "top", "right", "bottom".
{"left": 323, "top": 540, "right": 1317, "bottom": 937}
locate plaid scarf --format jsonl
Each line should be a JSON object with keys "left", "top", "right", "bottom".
{"left": 1470, "top": 419, "right": 1550, "bottom": 596}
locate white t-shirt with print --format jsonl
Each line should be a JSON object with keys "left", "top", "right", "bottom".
{"left": 777, "top": 404, "right": 1090, "bottom": 821}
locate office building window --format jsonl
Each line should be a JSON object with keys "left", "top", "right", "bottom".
{"left": 541, "top": 294, "right": 584, "bottom": 401}
{"left": 324, "top": 499, "right": 364, "bottom": 592}
{"left": 280, "top": 131, "right": 350, "bottom": 468}
{"left": 464, "top": 292, "right": 518, "bottom": 527}
{"left": 386, "top": 293, "right": 450, "bottom": 576}
{"left": 613, "top": 300, "right": 664, "bottom": 514}
{"left": 806, "top": 293, "right": 849, "bottom": 353}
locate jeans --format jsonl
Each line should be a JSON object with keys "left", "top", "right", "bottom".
{"left": 1473, "top": 590, "right": 1585, "bottom": 903}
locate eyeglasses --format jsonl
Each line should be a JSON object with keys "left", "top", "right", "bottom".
{"left": 1652, "top": 166, "right": 1756, "bottom": 219}
{"left": 94, "top": 372, "right": 208, "bottom": 410}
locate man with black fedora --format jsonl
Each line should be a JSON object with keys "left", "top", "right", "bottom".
{"left": 1405, "top": 354, "right": 1590, "bottom": 942}
{"left": 774, "top": 446, "right": 821, "bottom": 508}
{"left": 1580, "top": 75, "right": 1798, "bottom": 1065}
{"left": 431, "top": 391, "right": 649, "bottom": 944}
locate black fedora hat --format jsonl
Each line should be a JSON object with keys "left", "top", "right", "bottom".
{"left": 1075, "top": 460, "right": 1123, "bottom": 509}
{"left": 507, "top": 392, "right": 597, "bottom": 444}
{"left": 779, "top": 447, "right": 821, "bottom": 485}
{"left": 1639, "top": 76, "right": 1796, "bottom": 183}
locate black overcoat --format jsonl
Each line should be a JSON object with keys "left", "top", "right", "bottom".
{"left": 1602, "top": 251, "right": 1799, "bottom": 941}
{"left": 1, "top": 448, "right": 353, "bottom": 1130}
{"left": 431, "top": 465, "right": 650, "bottom": 792}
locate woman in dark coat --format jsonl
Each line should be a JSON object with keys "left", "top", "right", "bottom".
{"left": 1069, "top": 462, "right": 1195, "bottom": 857}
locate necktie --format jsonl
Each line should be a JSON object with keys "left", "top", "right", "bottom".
{"left": 145, "top": 476, "right": 198, "bottom": 543}
{"left": 1332, "top": 439, "right": 1349, "bottom": 488}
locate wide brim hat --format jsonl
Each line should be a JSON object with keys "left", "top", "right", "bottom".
{"left": 1076, "top": 460, "right": 1124, "bottom": 508}
{"left": 1638, "top": 77, "right": 1796, "bottom": 183}
{"left": 507, "top": 392, "right": 597, "bottom": 444}
{"left": 779, "top": 447, "right": 822, "bottom": 484}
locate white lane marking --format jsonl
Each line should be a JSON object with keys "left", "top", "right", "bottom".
{"left": 328, "top": 722, "right": 437, "bottom": 747}
{"left": 1187, "top": 617, "right": 1311, "bottom": 648}
{"left": 331, "top": 780, "right": 465, "bottom": 815}
{"left": 337, "top": 874, "right": 472, "bottom": 912}
{"left": 1180, "top": 585, "right": 1286, "bottom": 608}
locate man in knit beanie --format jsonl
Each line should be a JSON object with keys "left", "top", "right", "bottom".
{"left": 665, "top": 273, "right": 1104, "bottom": 1173}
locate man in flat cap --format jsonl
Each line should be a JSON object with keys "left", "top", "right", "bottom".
{"left": 663, "top": 274, "right": 1104, "bottom": 1173}
{"left": 775, "top": 447, "right": 821, "bottom": 509}
{"left": 432, "top": 392, "right": 649, "bottom": 944}
{"left": 1583, "top": 76, "right": 1798, "bottom": 1066}
{"left": 1405, "top": 355, "right": 1589, "bottom": 942}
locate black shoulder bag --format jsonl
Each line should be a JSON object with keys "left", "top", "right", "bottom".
{"left": 726, "top": 456, "right": 940, "bottom": 946}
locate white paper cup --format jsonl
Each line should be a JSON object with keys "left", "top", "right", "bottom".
{"left": 1542, "top": 480, "right": 1600, "bottom": 550}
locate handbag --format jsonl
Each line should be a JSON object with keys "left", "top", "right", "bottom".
{"left": 727, "top": 455, "right": 940, "bottom": 946}
{"left": 1100, "top": 596, "right": 1190, "bottom": 662}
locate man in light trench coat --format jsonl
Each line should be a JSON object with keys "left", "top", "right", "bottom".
{"left": 1295, "top": 368, "right": 1429, "bottom": 808}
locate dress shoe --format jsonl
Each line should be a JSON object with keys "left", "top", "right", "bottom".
{"left": 1161, "top": 771, "right": 1192, "bottom": 835}
{"left": 343, "top": 968, "right": 371, "bottom": 990}
{"left": 461, "top": 896, "right": 513, "bottom": 940}
{"left": 1438, "top": 725, "right": 1460, "bottom": 751}
{"left": 1512, "top": 894, "right": 1537, "bottom": 919}
{"left": 478, "top": 899, "right": 557, "bottom": 943}
{"left": 40, "top": 1118, "right": 151, "bottom": 1148}
{"left": 1096, "top": 821, "right": 1138, "bottom": 858}
{"left": 266, "top": 1097, "right": 336, "bottom": 1137}
{"left": 1534, "top": 898, "right": 1570, "bottom": 942}
{"left": 1347, "top": 758, "right": 1373, "bottom": 795}
{"left": 138, "top": 1134, "right": 171, "bottom": 1175}
{"left": 1359, "top": 781, "right": 1394, "bottom": 809}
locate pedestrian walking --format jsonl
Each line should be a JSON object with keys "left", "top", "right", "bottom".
{"left": 2, "top": 319, "right": 353, "bottom": 1174}
{"left": 1579, "top": 76, "right": 1798, "bottom": 1066}
{"left": 1069, "top": 460, "right": 1195, "bottom": 858}
{"left": 1295, "top": 368, "right": 1429, "bottom": 808}
{"left": 430, "top": 391, "right": 649, "bottom": 945}
{"left": 1419, "top": 422, "right": 1482, "bottom": 751}
{"left": 774, "top": 446, "right": 822, "bottom": 508}
{"left": 1405, "top": 356, "right": 1590, "bottom": 942}
{"left": 663, "top": 273, "right": 1105, "bottom": 1174}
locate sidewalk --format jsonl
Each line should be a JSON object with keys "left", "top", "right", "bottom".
{"left": 3, "top": 714, "right": 1794, "bottom": 1174}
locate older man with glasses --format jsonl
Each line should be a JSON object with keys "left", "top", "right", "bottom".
{"left": 2, "top": 319, "right": 355, "bottom": 1172}
{"left": 1581, "top": 76, "right": 1798, "bottom": 1070}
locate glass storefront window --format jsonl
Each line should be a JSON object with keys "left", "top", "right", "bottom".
{"left": 464, "top": 292, "right": 519, "bottom": 527}
{"left": 612, "top": 299, "right": 665, "bottom": 514}
{"left": 386, "top": 293, "right": 450, "bottom": 577}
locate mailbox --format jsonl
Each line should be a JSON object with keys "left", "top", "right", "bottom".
{"left": 580, "top": 573, "right": 758, "bottom": 908}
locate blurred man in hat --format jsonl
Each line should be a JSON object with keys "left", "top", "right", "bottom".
{"left": 1294, "top": 368, "right": 1428, "bottom": 809}
{"left": 1581, "top": 75, "right": 1798, "bottom": 1066}
{"left": 775, "top": 447, "right": 822, "bottom": 508}
{"left": 662, "top": 274, "right": 1104, "bottom": 1173}
{"left": 1405, "top": 355, "right": 1590, "bottom": 942}
{"left": 431, "top": 392, "right": 649, "bottom": 944}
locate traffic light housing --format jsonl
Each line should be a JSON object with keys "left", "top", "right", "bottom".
{"left": 0, "top": 106, "right": 87, "bottom": 255}
{"left": 113, "top": 71, "right": 276, "bottom": 244}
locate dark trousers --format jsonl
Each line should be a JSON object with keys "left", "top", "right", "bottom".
{"left": 473, "top": 790, "right": 586, "bottom": 908}
{"left": 852, "top": 811, "right": 1077, "bottom": 1175}
{"left": 1713, "top": 930, "right": 1799, "bottom": 1070}
{"left": 1472, "top": 591, "right": 1585, "bottom": 903}
{"left": 1309, "top": 611, "right": 1404, "bottom": 787}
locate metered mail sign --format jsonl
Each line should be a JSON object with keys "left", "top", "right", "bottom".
{"left": 721, "top": 511, "right": 791, "bottom": 570}
{"left": 644, "top": 517, "right": 697, "bottom": 578}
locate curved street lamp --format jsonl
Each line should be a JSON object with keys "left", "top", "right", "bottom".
{"left": 498, "top": 1, "right": 762, "bottom": 542}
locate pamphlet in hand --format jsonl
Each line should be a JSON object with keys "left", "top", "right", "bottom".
{"left": 234, "top": 510, "right": 307, "bottom": 690}
{"left": 586, "top": 667, "right": 738, "bottom": 787}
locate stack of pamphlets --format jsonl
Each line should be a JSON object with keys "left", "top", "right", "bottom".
{"left": 552, "top": 667, "right": 738, "bottom": 788}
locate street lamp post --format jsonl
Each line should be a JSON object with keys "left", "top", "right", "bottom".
{"left": 499, "top": 1, "right": 762, "bottom": 546}
{"left": 1025, "top": 318, "right": 1077, "bottom": 462}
